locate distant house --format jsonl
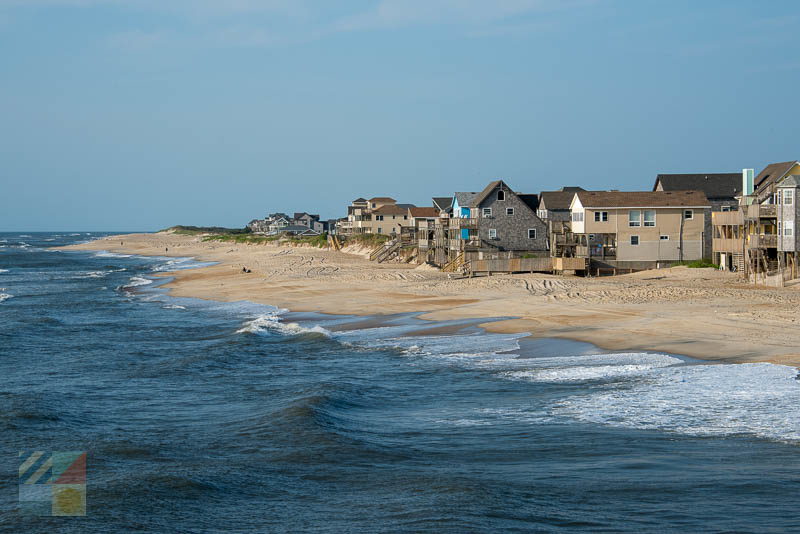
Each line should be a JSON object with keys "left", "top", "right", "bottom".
{"left": 568, "top": 190, "right": 710, "bottom": 268}
{"left": 338, "top": 196, "right": 416, "bottom": 235}
{"left": 466, "top": 180, "right": 548, "bottom": 253}
{"left": 537, "top": 187, "right": 585, "bottom": 222}
{"left": 654, "top": 173, "right": 741, "bottom": 259}
{"left": 408, "top": 207, "right": 439, "bottom": 227}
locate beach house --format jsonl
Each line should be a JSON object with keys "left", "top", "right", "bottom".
{"left": 712, "top": 162, "right": 800, "bottom": 281}
{"left": 567, "top": 190, "right": 710, "bottom": 270}
{"left": 654, "top": 172, "right": 741, "bottom": 259}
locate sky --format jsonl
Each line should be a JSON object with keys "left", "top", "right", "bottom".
{"left": 2, "top": 0, "right": 800, "bottom": 231}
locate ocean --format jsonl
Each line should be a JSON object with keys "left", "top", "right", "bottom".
{"left": 1, "top": 231, "right": 800, "bottom": 533}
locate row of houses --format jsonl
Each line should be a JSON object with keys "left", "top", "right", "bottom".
{"left": 247, "top": 212, "right": 335, "bottom": 237}
{"left": 332, "top": 160, "right": 800, "bottom": 282}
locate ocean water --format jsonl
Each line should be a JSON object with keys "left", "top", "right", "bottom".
{"left": 2, "top": 232, "right": 800, "bottom": 532}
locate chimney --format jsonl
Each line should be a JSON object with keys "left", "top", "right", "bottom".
{"left": 742, "top": 168, "right": 754, "bottom": 196}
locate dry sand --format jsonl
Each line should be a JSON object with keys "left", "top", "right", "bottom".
{"left": 61, "top": 232, "right": 800, "bottom": 367}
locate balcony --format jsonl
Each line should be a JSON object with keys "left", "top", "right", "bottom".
{"left": 575, "top": 245, "right": 616, "bottom": 259}
{"left": 747, "top": 233, "right": 777, "bottom": 249}
{"left": 450, "top": 217, "right": 479, "bottom": 229}
{"left": 745, "top": 204, "right": 777, "bottom": 219}
{"left": 713, "top": 237, "right": 744, "bottom": 253}
{"left": 712, "top": 211, "right": 743, "bottom": 226}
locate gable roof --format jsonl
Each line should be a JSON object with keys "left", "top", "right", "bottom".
{"left": 409, "top": 207, "right": 439, "bottom": 218}
{"left": 352, "top": 197, "right": 367, "bottom": 203}
{"left": 432, "top": 197, "right": 453, "bottom": 211}
{"left": 470, "top": 180, "right": 506, "bottom": 207}
{"left": 517, "top": 194, "right": 539, "bottom": 212}
{"left": 539, "top": 190, "right": 580, "bottom": 210}
{"left": 368, "top": 197, "right": 396, "bottom": 203}
{"left": 575, "top": 190, "right": 710, "bottom": 208}
{"left": 654, "top": 173, "right": 741, "bottom": 199}
{"left": 778, "top": 175, "right": 800, "bottom": 188}
{"left": 755, "top": 161, "right": 800, "bottom": 194}
{"left": 454, "top": 192, "right": 478, "bottom": 207}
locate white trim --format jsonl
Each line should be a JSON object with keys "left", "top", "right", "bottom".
{"left": 630, "top": 235, "right": 640, "bottom": 246}
{"left": 527, "top": 228, "right": 537, "bottom": 239}
{"left": 488, "top": 228, "right": 497, "bottom": 239}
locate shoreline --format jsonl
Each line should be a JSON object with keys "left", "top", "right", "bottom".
{"left": 59, "top": 232, "right": 800, "bottom": 367}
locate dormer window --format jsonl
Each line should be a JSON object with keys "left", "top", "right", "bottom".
{"left": 497, "top": 190, "right": 505, "bottom": 201}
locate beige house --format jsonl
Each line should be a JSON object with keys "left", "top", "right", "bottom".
{"left": 339, "top": 196, "right": 416, "bottom": 235}
{"left": 568, "top": 190, "right": 710, "bottom": 268}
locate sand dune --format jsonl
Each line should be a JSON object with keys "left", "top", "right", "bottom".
{"left": 62, "top": 232, "right": 800, "bottom": 366}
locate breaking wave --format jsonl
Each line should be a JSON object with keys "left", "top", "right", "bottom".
{"left": 0, "top": 293, "right": 13, "bottom": 303}
{"left": 237, "top": 313, "right": 331, "bottom": 338}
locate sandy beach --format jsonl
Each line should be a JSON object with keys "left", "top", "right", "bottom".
{"left": 62, "top": 232, "right": 800, "bottom": 366}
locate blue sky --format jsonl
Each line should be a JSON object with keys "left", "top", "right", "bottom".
{"left": 2, "top": 0, "right": 799, "bottom": 231}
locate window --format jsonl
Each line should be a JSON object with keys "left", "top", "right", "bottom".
{"left": 644, "top": 210, "right": 656, "bottom": 227}
{"left": 528, "top": 229, "right": 537, "bottom": 239}
{"left": 482, "top": 208, "right": 492, "bottom": 218}
{"left": 629, "top": 210, "right": 641, "bottom": 227}
{"left": 785, "top": 221, "right": 794, "bottom": 236}
{"left": 506, "top": 207, "right": 514, "bottom": 216}
{"left": 784, "top": 190, "right": 794, "bottom": 205}
{"left": 721, "top": 205, "right": 731, "bottom": 212}
{"left": 488, "top": 229, "right": 497, "bottom": 239}
{"left": 660, "top": 235, "right": 669, "bottom": 240}
{"left": 594, "top": 211, "right": 608, "bottom": 222}
{"left": 537, "top": 209, "right": 547, "bottom": 219}
{"left": 376, "top": 215, "right": 384, "bottom": 221}
{"left": 497, "top": 190, "right": 505, "bottom": 201}
{"left": 372, "top": 203, "right": 376, "bottom": 209}
{"left": 377, "top": 227, "right": 383, "bottom": 234}
{"left": 684, "top": 210, "right": 693, "bottom": 220}
{"left": 403, "top": 215, "right": 408, "bottom": 220}
{"left": 630, "top": 235, "right": 639, "bottom": 246}
{"left": 572, "top": 212, "right": 584, "bottom": 222}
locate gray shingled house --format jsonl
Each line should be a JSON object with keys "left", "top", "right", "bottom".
{"left": 466, "top": 180, "right": 548, "bottom": 254}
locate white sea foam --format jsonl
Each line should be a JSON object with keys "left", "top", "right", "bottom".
{"left": 75, "top": 270, "right": 109, "bottom": 279}
{"left": 94, "top": 251, "right": 133, "bottom": 258}
{"left": 237, "top": 313, "right": 331, "bottom": 337}
{"left": 162, "top": 304, "right": 186, "bottom": 310}
{"left": 0, "top": 269, "right": 8, "bottom": 273}
{"left": 0, "top": 293, "right": 13, "bottom": 303}
{"left": 550, "top": 361, "right": 800, "bottom": 442}
{"left": 501, "top": 353, "right": 682, "bottom": 382}
{"left": 124, "top": 276, "right": 153, "bottom": 288}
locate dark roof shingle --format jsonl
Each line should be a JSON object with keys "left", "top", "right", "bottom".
{"left": 655, "top": 173, "right": 741, "bottom": 198}
{"left": 576, "top": 190, "right": 710, "bottom": 208}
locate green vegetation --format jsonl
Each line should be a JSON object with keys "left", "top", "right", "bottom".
{"left": 672, "top": 259, "right": 720, "bottom": 269}
{"left": 161, "top": 225, "right": 251, "bottom": 236}
{"left": 201, "top": 232, "right": 329, "bottom": 248}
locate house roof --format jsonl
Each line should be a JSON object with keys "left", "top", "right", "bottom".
{"left": 454, "top": 192, "right": 478, "bottom": 207}
{"left": 293, "top": 212, "right": 320, "bottom": 220}
{"left": 517, "top": 194, "right": 539, "bottom": 212}
{"left": 395, "top": 203, "right": 416, "bottom": 210}
{"left": 654, "top": 173, "right": 741, "bottom": 199}
{"left": 432, "top": 197, "right": 453, "bottom": 211}
{"left": 539, "top": 190, "right": 579, "bottom": 210}
{"left": 755, "top": 161, "right": 799, "bottom": 194}
{"left": 373, "top": 204, "right": 409, "bottom": 215}
{"left": 352, "top": 197, "right": 367, "bottom": 203}
{"left": 778, "top": 175, "right": 800, "bottom": 188}
{"left": 409, "top": 207, "right": 439, "bottom": 218}
{"left": 368, "top": 197, "right": 396, "bottom": 203}
{"left": 469, "top": 180, "right": 505, "bottom": 207}
{"left": 575, "top": 190, "right": 710, "bottom": 208}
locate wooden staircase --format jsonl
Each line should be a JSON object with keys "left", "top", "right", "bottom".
{"left": 370, "top": 239, "right": 401, "bottom": 263}
{"left": 441, "top": 252, "right": 465, "bottom": 273}
{"left": 327, "top": 234, "right": 342, "bottom": 251}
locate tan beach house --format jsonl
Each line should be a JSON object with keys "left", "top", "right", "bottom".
{"left": 567, "top": 190, "right": 710, "bottom": 269}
